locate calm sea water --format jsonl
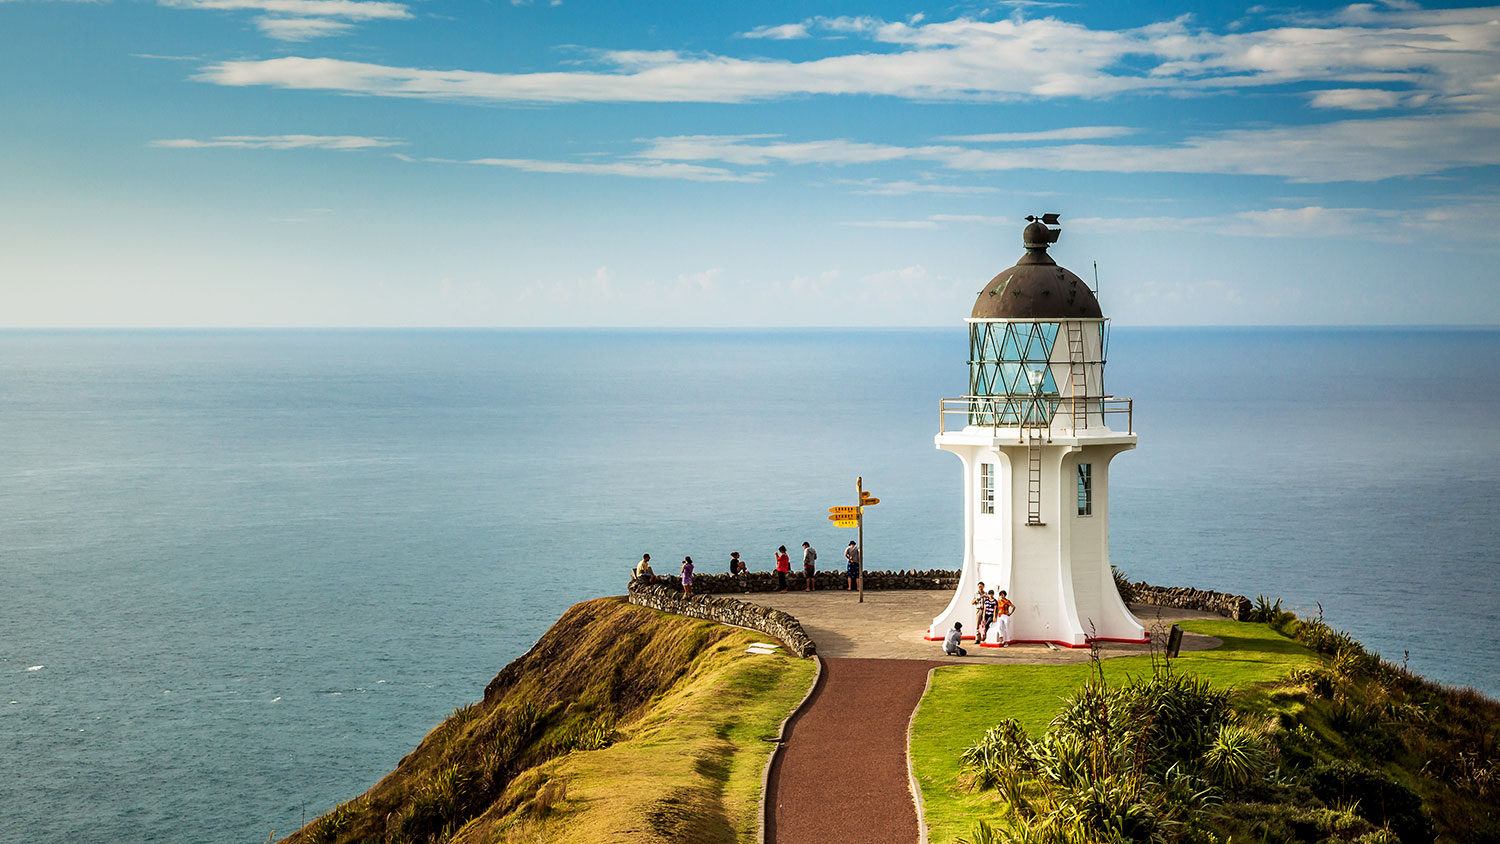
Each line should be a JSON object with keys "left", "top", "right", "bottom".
{"left": 2, "top": 328, "right": 1497, "bottom": 843}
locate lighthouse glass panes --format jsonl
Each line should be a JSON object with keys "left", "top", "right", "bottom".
{"left": 980, "top": 463, "right": 996, "bottom": 513}
{"left": 968, "top": 322, "right": 1061, "bottom": 426}
{"left": 1077, "top": 463, "right": 1092, "bottom": 516}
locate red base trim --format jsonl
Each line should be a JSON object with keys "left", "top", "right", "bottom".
{"left": 924, "top": 635, "right": 1147, "bottom": 648}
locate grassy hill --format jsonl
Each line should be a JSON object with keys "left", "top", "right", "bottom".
{"left": 282, "top": 597, "right": 814, "bottom": 844}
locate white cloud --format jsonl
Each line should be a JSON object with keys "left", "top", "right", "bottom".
{"left": 161, "top": 0, "right": 408, "bottom": 40}
{"left": 836, "top": 179, "right": 1000, "bottom": 196}
{"left": 839, "top": 220, "right": 940, "bottom": 229}
{"left": 739, "top": 22, "right": 809, "bottom": 40}
{"left": 636, "top": 108, "right": 1500, "bottom": 182}
{"left": 463, "top": 157, "right": 764, "bottom": 182}
{"left": 161, "top": 0, "right": 409, "bottom": 20}
{"left": 150, "top": 134, "right": 404, "bottom": 149}
{"left": 1307, "top": 88, "right": 1408, "bottom": 110}
{"left": 193, "top": 5, "right": 1500, "bottom": 106}
{"left": 937, "top": 126, "right": 1138, "bottom": 143}
{"left": 256, "top": 16, "right": 354, "bottom": 39}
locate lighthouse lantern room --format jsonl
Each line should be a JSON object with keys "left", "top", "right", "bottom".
{"left": 927, "top": 215, "right": 1147, "bottom": 648}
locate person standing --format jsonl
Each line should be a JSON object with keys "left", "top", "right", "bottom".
{"left": 996, "top": 589, "right": 1015, "bottom": 646}
{"left": 971, "top": 581, "right": 986, "bottom": 638}
{"left": 979, "top": 589, "right": 998, "bottom": 644}
{"left": 943, "top": 622, "right": 967, "bottom": 657}
{"left": 634, "top": 553, "right": 654, "bottom": 583}
{"left": 680, "top": 556, "right": 695, "bottom": 597}
{"left": 844, "top": 541, "right": 861, "bottom": 591}
{"left": 801, "top": 542, "right": 818, "bottom": 591}
{"left": 774, "top": 546, "right": 791, "bottom": 593}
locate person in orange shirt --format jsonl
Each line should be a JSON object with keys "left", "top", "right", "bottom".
{"left": 996, "top": 590, "right": 1015, "bottom": 646}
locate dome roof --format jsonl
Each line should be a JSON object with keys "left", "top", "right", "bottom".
{"left": 971, "top": 221, "right": 1103, "bottom": 320}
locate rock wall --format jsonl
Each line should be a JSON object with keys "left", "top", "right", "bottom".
{"left": 642, "top": 569, "right": 959, "bottom": 595}
{"left": 1126, "top": 580, "right": 1253, "bottom": 621}
{"left": 626, "top": 579, "right": 818, "bottom": 658}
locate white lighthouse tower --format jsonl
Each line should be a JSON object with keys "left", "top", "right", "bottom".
{"left": 926, "top": 215, "right": 1146, "bottom": 648}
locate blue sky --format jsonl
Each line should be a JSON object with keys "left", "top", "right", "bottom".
{"left": 3, "top": 0, "right": 1498, "bottom": 326}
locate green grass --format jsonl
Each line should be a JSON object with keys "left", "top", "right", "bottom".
{"left": 284, "top": 598, "right": 816, "bottom": 844}
{"left": 483, "top": 635, "right": 815, "bottom": 843}
{"left": 909, "top": 619, "right": 1320, "bottom": 844}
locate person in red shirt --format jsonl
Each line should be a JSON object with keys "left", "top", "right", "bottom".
{"left": 996, "top": 590, "right": 1015, "bottom": 646}
{"left": 774, "top": 545, "right": 791, "bottom": 593}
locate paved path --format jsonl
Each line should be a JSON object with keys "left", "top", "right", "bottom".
{"left": 758, "top": 594, "right": 1228, "bottom": 843}
{"left": 767, "top": 657, "right": 943, "bottom": 844}
{"left": 741, "top": 590, "right": 1223, "bottom": 662}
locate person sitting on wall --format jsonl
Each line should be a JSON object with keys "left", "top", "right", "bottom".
{"left": 634, "top": 553, "right": 654, "bottom": 583}
{"left": 944, "top": 622, "right": 967, "bottom": 657}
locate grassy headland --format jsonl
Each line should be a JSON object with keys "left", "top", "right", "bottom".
{"left": 283, "top": 597, "right": 814, "bottom": 844}
{"left": 911, "top": 613, "right": 1500, "bottom": 844}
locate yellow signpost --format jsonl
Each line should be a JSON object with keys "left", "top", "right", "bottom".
{"left": 826, "top": 479, "right": 883, "bottom": 602}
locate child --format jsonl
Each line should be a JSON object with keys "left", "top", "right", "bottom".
{"left": 979, "top": 589, "right": 998, "bottom": 644}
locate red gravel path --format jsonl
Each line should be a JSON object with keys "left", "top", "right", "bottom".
{"left": 766, "top": 657, "right": 945, "bottom": 844}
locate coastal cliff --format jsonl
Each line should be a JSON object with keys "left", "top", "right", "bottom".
{"left": 280, "top": 597, "right": 813, "bottom": 844}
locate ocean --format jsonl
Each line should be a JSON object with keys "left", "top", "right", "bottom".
{"left": 2, "top": 328, "right": 1496, "bottom": 843}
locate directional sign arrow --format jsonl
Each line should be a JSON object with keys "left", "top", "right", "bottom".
{"left": 828, "top": 506, "right": 861, "bottom": 516}
{"left": 830, "top": 518, "right": 859, "bottom": 528}
{"left": 860, "top": 497, "right": 880, "bottom": 506}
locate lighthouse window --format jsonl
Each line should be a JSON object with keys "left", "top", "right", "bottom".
{"left": 980, "top": 463, "right": 995, "bottom": 514}
{"left": 1077, "top": 463, "right": 1093, "bottom": 516}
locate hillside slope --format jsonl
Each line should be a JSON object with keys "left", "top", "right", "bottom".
{"left": 283, "top": 597, "right": 814, "bottom": 844}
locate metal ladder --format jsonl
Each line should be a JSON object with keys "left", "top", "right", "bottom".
{"left": 1026, "top": 426, "right": 1045, "bottom": 525}
{"left": 1066, "top": 321, "right": 1087, "bottom": 431}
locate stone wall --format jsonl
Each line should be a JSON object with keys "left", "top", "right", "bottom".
{"left": 626, "top": 579, "right": 818, "bottom": 658}
{"left": 643, "top": 569, "right": 959, "bottom": 595}
{"left": 1126, "top": 580, "right": 1253, "bottom": 621}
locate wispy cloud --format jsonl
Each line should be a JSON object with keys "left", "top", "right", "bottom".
{"left": 937, "top": 126, "right": 1137, "bottom": 143}
{"left": 463, "top": 157, "right": 764, "bottom": 182}
{"left": 635, "top": 109, "right": 1500, "bottom": 182}
{"left": 256, "top": 16, "right": 355, "bottom": 39}
{"left": 738, "top": 22, "right": 809, "bottom": 40}
{"left": 150, "top": 134, "right": 404, "bottom": 149}
{"left": 194, "top": 6, "right": 1500, "bottom": 105}
{"left": 161, "top": 0, "right": 408, "bottom": 40}
{"left": 836, "top": 179, "right": 1001, "bottom": 196}
{"left": 161, "top": 0, "right": 408, "bottom": 18}
{"left": 839, "top": 220, "right": 940, "bottom": 229}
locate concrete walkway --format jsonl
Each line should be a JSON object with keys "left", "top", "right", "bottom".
{"left": 740, "top": 590, "right": 1223, "bottom": 662}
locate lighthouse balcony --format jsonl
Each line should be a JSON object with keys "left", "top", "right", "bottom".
{"left": 937, "top": 395, "right": 1135, "bottom": 443}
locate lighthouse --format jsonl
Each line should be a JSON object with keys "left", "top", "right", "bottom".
{"left": 926, "top": 215, "right": 1147, "bottom": 648}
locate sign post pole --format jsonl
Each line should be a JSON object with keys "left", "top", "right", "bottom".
{"left": 857, "top": 476, "right": 865, "bottom": 604}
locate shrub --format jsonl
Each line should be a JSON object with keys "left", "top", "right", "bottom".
{"left": 1308, "top": 761, "right": 1433, "bottom": 844}
{"left": 1203, "top": 724, "right": 1269, "bottom": 790}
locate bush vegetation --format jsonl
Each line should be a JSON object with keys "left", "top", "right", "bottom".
{"left": 951, "top": 597, "right": 1500, "bottom": 844}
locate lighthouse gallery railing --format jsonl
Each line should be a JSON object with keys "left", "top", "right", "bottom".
{"left": 938, "top": 395, "right": 1134, "bottom": 435}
